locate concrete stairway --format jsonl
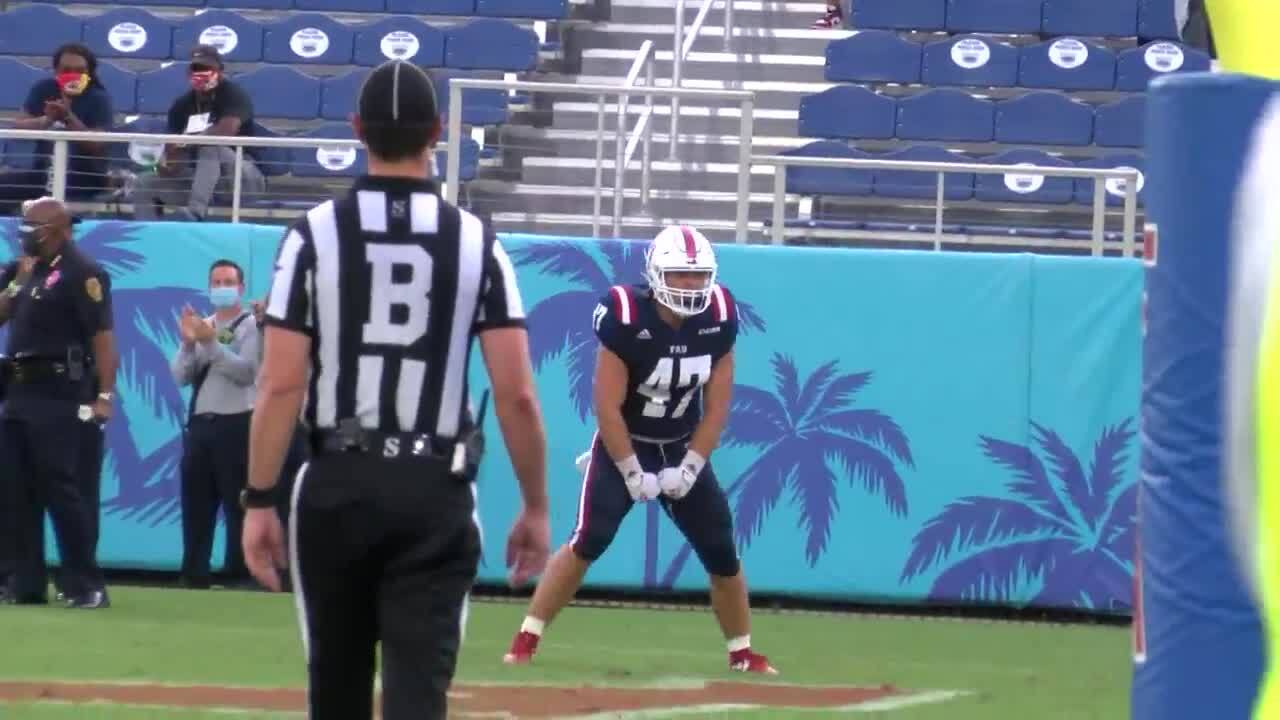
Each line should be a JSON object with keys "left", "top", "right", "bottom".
{"left": 468, "top": 0, "right": 849, "bottom": 241}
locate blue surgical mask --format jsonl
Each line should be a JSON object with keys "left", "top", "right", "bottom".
{"left": 210, "top": 286, "right": 240, "bottom": 308}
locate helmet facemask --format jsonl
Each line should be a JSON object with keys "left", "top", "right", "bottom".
{"left": 648, "top": 264, "right": 716, "bottom": 317}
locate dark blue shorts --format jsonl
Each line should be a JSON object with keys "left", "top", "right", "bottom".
{"left": 567, "top": 433, "right": 740, "bottom": 577}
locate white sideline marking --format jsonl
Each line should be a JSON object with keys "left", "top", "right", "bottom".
{"left": 570, "top": 703, "right": 760, "bottom": 719}
{"left": 847, "top": 690, "right": 971, "bottom": 712}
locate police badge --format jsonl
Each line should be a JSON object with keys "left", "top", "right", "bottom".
{"left": 85, "top": 277, "right": 103, "bottom": 303}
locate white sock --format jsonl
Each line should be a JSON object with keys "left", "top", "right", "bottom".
{"left": 521, "top": 616, "right": 546, "bottom": 636}
{"left": 727, "top": 635, "right": 751, "bottom": 653}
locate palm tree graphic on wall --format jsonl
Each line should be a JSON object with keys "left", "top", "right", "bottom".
{"left": 509, "top": 238, "right": 765, "bottom": 587}
{"left": 660, "top": 353, "right": 916, "bottom": 587}
{"left": 899, "top": 419, "right": 1137, "bottom": 610}
{"left": 0, "top": 219, "right": 204, "bottom": 526}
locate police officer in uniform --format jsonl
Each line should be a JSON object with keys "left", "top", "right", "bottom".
{"left": 240, "top": 60, "right": 551, "bottom": 719}
{"left": 0, "top": 197, "right": 115, "bottom": 609}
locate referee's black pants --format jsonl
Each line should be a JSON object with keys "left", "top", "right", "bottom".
{"left": 289, "top": 452, "right": 481, "bottom": 720}
{"left": 180, "top": 411, "right": 251, "bottom": 586}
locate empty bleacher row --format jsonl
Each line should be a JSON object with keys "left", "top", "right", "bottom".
{"left": 851, "top": 0, "right": 1177, "bottom": 40}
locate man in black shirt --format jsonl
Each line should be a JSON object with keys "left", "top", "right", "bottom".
{"left": 0, "top": 197, "right": 116, "bottom": 609}
{"left": 131, "top": 46, "right": 265, "bottom": 222}
{"left": 241, "top": 60, "right": 550, "bottom": 719}
{"left": 0, "top": 44, "right": 114, "bottom": 217}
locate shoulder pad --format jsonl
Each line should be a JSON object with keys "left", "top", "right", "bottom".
{"left": 709, "top": 284, "right": 735, "bottom": 323}
{"left": 606, "top": 285, "right": 638, "bottom": 326}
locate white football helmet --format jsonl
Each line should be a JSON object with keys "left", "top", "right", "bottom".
{"left": 645, "top": 225, "right": 718, "bottom": 317}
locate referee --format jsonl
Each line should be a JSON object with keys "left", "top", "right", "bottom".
{"left": 241, "top": 59, "right": 551, "bottom": 720}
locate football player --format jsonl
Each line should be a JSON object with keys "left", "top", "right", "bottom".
{"left": 503, "top": 225, "right": 776, "bottom": 674}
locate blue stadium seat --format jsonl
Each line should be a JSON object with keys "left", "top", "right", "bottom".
{"left": 105, "top": 115, "right": 167, "bottom": 169}
{"left": 797, "top": 85, "right": 896, "bottom": 140}
{"left": 872, "top": 144, "right": 975, "bottom": 200}
{"left": 896, "top": 89, "right": 994, "bottom": 142}
{"left": 1018, "top": 38, "right": 1117, "bottom": 91}
{"left": 0, "top": 6, "right": 83, "bottom": 56}
{"left": 435, "top": 134, "right": 480, "bottom": 181}
{"left": 781, "top": 141, "right": 874, "bottom": 197}
{"left": 83, "top": 9, "right": 174, "bottom": 60}
{"left": 386, "top": 0, "right": 476, "bottom": 15}
{"left": 291, "top": 123, "right": 366, "bottom": 177}
{"left": 263, "top": 14, "right": 355, "bottom": 65}
{"left": 1074, "top": 153, "right": 1145, "bottom": 207}
{"left": 320, "top": 68, "right": 368, "bottom": 121}
{"left": 1094, "top": 95, "right": 1145, "bottom": 148}
{"left": 1138, "top": 0, "right": 1180, "bottom": 40}
{"left": 994, "top": 92, "right": 1094, "bottom": 146}
{"left": 208, "top": 0, "right": 292, "bottom": 10}
{"left": 136, "top": 63, "right": 190, "bottom": 114}
{"left": 444, "top": 19, "right": 538, "bottom": 71}
{"left": 851, "top": 0, "right": 946, "bottom": 31}
{"left": 823, "top": 30, "right": 922, "bottom": 84}
{"left": 173, "top": 11, "right": 266, "bottom": 64}
{"left": 296, "top": 0, "right": 384, "bottom": 13}
{"left": 976, "top": 149, "right": 1075, "bottom": 204}
{"left": 97, "top": 62, "right": 138, "bottom": 114}
{"left": 245, "top": 122, "right": 293, "bottom": 177}
{"left": 921, "top": 36, "right": 1018, "bottom": 88}
{"left": 1042, "top": 0, "right": 1138, "bottom": 37}
{"left": 434, "top": 71, "right": 510, "bottom": 126}
{"left": 353, "top": 17, "right": 446, "bottom": 67}
{"left": 945, "top": 0, "right": 1041, "bottom": 34}
{"left": 236, "top": 66, "right": 321, "bottom": 119}
{"left": 1115, "top": 41, "right": 1211, "bottom": 91}
{"left": 1, "top": 138, "right": 41, "bottom": 171}
{"left": 476, "top": 0, "right": 567, "bottom": 18}
{"left": 0, "top": 59, "right": 45, "bottom": 111}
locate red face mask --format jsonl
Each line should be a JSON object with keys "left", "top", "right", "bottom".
{"left": 189, "top": 70, "right": 219, "bottom": 92}
{"left": 56, "top": 72, "right": 89, "bottom": 96}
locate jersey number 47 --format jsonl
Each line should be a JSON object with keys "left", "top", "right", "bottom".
{"left": 637, "top": 355, "right": 711, "bottom": 419}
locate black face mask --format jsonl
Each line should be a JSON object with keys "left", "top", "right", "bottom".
{"left": 17, "top": 224, "right": 43, "bottom": 256}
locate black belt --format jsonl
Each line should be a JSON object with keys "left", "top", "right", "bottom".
{"left": 310, "top": 427, "right": 456, "bottom": 462}
{"left": 190, "top": 411, "right": 252, "bottom": 423}
{"left": 5, "top": 359, "right": 70, "bottom": 383}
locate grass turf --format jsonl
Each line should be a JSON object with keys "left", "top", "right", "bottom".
{"left": 0, "top": 586, "right": 1130, "bottom": 718}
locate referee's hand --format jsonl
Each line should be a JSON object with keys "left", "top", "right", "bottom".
{"left": 505, "top": 505, "right": 550, "bottom": 588}
{"left": 243, "top": 508, "right": 288, "bottom": 592}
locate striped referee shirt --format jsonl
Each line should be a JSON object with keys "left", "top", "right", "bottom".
{"left": 262, "top": 175, "right": 526, "bottom": 440}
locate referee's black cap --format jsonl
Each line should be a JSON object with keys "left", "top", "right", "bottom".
{"left": 358, "top": 60, "right": 440, "bottom": 129}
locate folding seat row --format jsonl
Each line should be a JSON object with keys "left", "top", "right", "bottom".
{"left": 798, "top": 85, "right": 1145, "bottom": 148}
{"left": 780, "top": 141, "right": 1145, "bottom": 207}
{"left": 0, "top": 7, "right": 539, "bottom": 71}
{"left": 825, "top": 32, "right": 1209, "bottom": 92}
{"left": 12, "top": 0, "right": 566, "bottom": 19}
{"left": 0, "top": 58, "right": 510, "bottom": 126}
{"left": 851, "top": 0, "right": 1177, "bottom": 40}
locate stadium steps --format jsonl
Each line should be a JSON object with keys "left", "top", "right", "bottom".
{"left": 572, "top": 22, "right": 849, "bottom": 56}
{"left": 580, "top": 47, "right": 828, "bottom": 85}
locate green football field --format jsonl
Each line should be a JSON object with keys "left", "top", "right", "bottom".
{"left": 0, "top": 585, "right": 1130, "bottom": 718}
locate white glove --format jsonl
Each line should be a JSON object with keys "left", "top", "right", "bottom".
{"left": 660, "top": 450, "right": 707, "bottom": 500}
{"left": 616, "top": 454, "right": 660, "bottom": 502}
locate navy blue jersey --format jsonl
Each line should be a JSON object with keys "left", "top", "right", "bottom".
{"left": 593, "top": 284, "right": 738, "bottom": 441}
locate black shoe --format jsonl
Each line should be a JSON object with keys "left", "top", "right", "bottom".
{"left": 64, "top": 590, "right": 110, "bottom": 609}
{"left": 3, "top": 592, "right": 49, "bottom": 605}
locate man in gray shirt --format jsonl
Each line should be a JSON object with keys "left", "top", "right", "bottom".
{"left": 171, "top": 259, "right": 259, "bottom": 589}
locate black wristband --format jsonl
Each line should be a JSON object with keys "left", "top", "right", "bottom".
{"left": 239, "top": 486, "right": 276, "bottom": 509}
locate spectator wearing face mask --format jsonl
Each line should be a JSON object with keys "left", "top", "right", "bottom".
{"left": 170, "top": 259, "right": 259, "bottom": 588}
{"left": 131, "top": 45, "right": 265, "bottom": 222}
{"left": 0, "top": 43, "right": 114, "bottom": 217}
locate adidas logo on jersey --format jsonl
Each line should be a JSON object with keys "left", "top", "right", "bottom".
{"left": 636, "top": 329, "right": 652, "bottom": 340}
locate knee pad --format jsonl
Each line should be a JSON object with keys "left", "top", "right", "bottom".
{"left": 569, "top": 528, "right": 610, "bottom": 563}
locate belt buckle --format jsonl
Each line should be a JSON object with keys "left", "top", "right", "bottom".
{"left": 409, "top": 433, "right": 434, "bottom": 457}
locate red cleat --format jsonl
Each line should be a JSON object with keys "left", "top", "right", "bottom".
{"left": 729, "top": 648, "right": 779, "bottom": 675}
{"left": 503, "top": 631, "right": 540, "bottom": 665}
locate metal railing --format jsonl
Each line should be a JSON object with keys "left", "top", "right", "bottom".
{"left": 750, "top": 155, "right": 1142, "bottom": 256}
{"left": 0, "top": 129, "right": 377, "bottom": 222}
{"left": 443, "top": 78, "right": 756, "bottom": 241}
{"left": 670, "top": 0, "right": 729, "bottom": 159}
{"left": 616, "top": 40, "right": 657, "bottom": 238}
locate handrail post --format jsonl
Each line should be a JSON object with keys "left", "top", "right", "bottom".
{"left": 1122, "top": 171, "right": 1138, "bottom": 258}
{"left": 1090, "top": 176, "right": 1106, "bottom": 257}
{"left": 593, "top": 93, "right": 606, "bottom": 239}
{"left": 51, "top": 140, "right": 68, "bottom": 202}
{"left": 231, "top": 145, "right": 244, "bottom": 223}
{"left": 671, "top": 0, "right": 685, "bottom": 160}
{"left": 613, "top": 90, "right": 629, "bottom": 238}
{"left": 445, "top": 84, "right": 462, "bottom": 205}
{"left": 724, "top": 0, "right": 733, "bottom": 50}
{"left": 735, "top": 97, "right": 753, "bottom": 243}
{"left": 934, "top": 171, "right": 945, "bottom": 251}
{"left": 641, "top": 56, "right": 655, "bottom": 211}
{"left": 770, "top": 162, "right": 785, "bottom": 245}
